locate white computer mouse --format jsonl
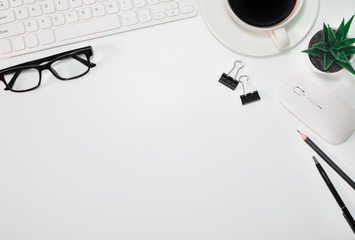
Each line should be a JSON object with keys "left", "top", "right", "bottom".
{"left": 279, "top": 73, "right": 355, "bottom": 145}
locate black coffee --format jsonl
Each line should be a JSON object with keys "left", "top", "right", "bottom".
{"left": 228, "top": 0, "right": 297, "bottom": 27}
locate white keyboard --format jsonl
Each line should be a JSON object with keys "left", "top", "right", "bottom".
{"left": 0, "top": 0, "right": 197, "bottom": 58}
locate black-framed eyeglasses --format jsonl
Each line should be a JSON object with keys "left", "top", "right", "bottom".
{"left": 0, "top": 46, "right": 96, "bottom": 92}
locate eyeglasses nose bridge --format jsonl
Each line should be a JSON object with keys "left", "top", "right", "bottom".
{"left": 41, "top": 62, "right": 61, "bottom": 79}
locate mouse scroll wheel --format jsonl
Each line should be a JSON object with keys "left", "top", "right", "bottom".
{"left": 293, "top": 86, "right": 305, "bottom": 96}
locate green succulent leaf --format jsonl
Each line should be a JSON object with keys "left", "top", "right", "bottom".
{"left": 331, "top": 48, "right": 340, "bottom": 60}
{"left": 335, "top": 18, "right": 345, "bottom": 40}
{"left": 323, "top": 23, "right": 329, "bottom": 43}
{"left": 338, "top": 51, "right": 349, "bottom": 63}
{"left": 324, "top": 52, "right": 335, "bottom": 70}
{"left": 343, "top": 46, "right": 355, "bottom": 56}
{"left": 302, "top": 47, "right": 324, "bottom": 57}
{"left": 302, "top": 48, "right": 324, "bottom": 57}
{"left": 337, "top": 60, "right": 355, "bottom": 75}
{"left": 343, "top": 15, "right": 354, "bottom": 40}
{"left": 334, "top": 38, "right": 355, "bottom": 49}
{"left": 314, "top": 42, "right": 330, "bottom": 52}
{"left": 327, "top": 24, "right": 336, "bottom": 45}
{"left": 333, "top": 39, "right": 338, "bottom": 48}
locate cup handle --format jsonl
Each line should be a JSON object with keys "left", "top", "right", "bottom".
{"left": 269, "top": 28, "right": 290, "bottom": 50}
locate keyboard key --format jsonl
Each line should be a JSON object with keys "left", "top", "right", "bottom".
{"left": 78, "top": 7, "right": 92, "bottom": 20}
{"left": 0, "top": 22, "right": 25, "bottom": 39}
{"left": 138, "top": 8, "right": 151, "bottom": 23}
{"left": 55, "top": 14, "right": 120, "bottom": 41}
{"left": 83, "top": 0, "right": 95, "bottom": 5}
{"left": 55, "top": 0, "right": 69, "bottom": 11}
{"left": 38, "top": 16, "right": 52, "bottom": 28}
{"left": 0, "top": 10, "right": 15, "bottom": 25}
{"left": 65, "top": 10, "right": 79, "bottom": 23}
{"left": 119, "top": 0, "right": 132, "bottom": 11}
{"left": 12, "top": 36, "right": 25, "bottom": 51}
{"left": 93, "top": 5, "right": 105, "bottom": 17}
{"left": 29, "top": 5, "right": 42, "bottom": 17}
{"left": 105, "top": 1, "right": 118, "bottom": 14}
{"left": 25, "top": 19, "right": 38, "bottom": 31}
{"left": 42, "top": 2, "right": 56, "bottom": 14}
{"left": 53, "top": 13, "right": 65, "bottom": 25}
{"left": 147, "top": 0, "right": 159, "bottom": 5}
{"left": 153, "top": 11, "right": 165, "bottom": 20}
{"left": 14, "top": 7, "right": 29, "bottom": 20}
{"left": 38, "top": 29, "right": 55, "bottom": 44}
{"left": 23, "top": 0, "right": 36, "bottom": 4}
{"left": 121, "top": 11, "right": 137, "bottom": 26}
{"left": 24, "top": 33, "right": 38, "bottom": 48}
{"left": 0, "top": 0, "right": 10, "bottom": 10}
{"left": 0, "top": 39, "right": 11, "bottom": 53}
{"left": 134, "top": 0, "right": 146, "bottom": 8}
{"left": 181, "top": 6, "right": 194, "bottom": 14}
{"left": 9, "top": 0, "right": 22, "bottom": 8}
{"left": 165, "top": 2, "right": 178, "bottom": 10}
{"left": 69, "top": 0, "right": 82, "bottom": 8}
{"left": 166, "top": 9, "right": 179, "bottom": 17}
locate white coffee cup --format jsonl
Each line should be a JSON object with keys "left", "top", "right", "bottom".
{"left": 224, "top": 0, "right": 304, "bottom": 50}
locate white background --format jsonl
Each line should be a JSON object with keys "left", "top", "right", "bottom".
{"left": 1, "top": 0, "right": 355, "bottom": 239}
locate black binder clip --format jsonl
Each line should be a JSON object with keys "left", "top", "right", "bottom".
{"left": 238, "top": 75, "right": 261, "bottom": 105}
{"left": 240, "top": 91, "right": 261, "bottom": 105}
{"left": 219, "top": 60, "right": 244, "bottom": 90}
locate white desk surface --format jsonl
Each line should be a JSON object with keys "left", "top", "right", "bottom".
{"left": 1, "top": 1, "right": 355, "bottom": 239}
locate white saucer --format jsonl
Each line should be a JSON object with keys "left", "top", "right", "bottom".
{"left": 200, "top": 0, "right": 320, "bottom": 57}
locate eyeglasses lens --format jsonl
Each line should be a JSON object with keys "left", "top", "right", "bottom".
{"left": 3, "top": 68, "right": 40, "bottom": 91}
{"left": 51, "top": 54, "right": 90, "bottom": 79}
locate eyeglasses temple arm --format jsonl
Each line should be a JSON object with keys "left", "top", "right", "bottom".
{"left": 72, "top": 55, "right": 96, "bottom": 68}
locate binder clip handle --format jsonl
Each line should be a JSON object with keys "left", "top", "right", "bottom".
{"left": 227, "top": 60, "right": 244, "bottom": 79}
{"left": 238, "top": 75, "right": 261, "bottom": 105}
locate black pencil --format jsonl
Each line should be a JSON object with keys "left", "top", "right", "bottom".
{"left": 298, "top": 130, "right": 355, "bottom": 191}
{"left": 313, "top": 156, "right": 355, "bottom": 234}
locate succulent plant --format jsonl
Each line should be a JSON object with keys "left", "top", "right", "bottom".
{"left": 302, "top": 15, "right": 355, "bottom": 75}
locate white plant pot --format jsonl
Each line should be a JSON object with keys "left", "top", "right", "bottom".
{"left": 305, "top": 53, "right": 354, "bottom": 75}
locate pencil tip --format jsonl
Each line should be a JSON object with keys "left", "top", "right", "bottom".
{"left": 312, "top": 156, "right": 318, "bottom": 164}
{"left": 297, "top": 130, "right": 307, "bottom": 140}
